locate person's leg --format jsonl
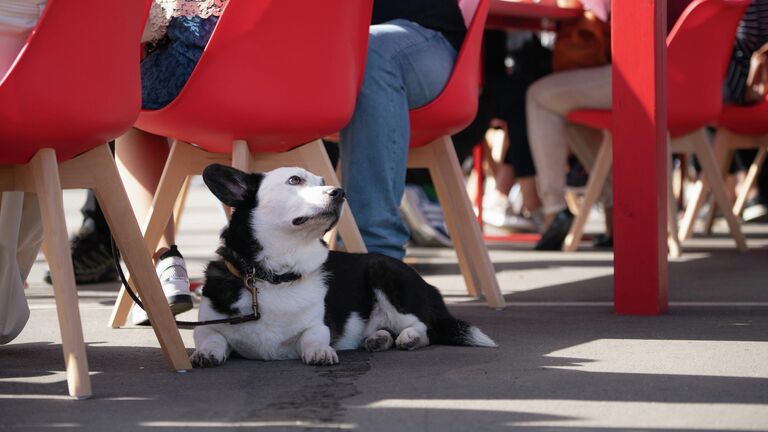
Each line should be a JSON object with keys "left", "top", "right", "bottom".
{"left": 526, "top": 66, "right": 611, "bottom": 248}
{"left": 114, "top": 128, "right": 175, "bottom": 251}
{"left": 116, "top": 129, "right": 193, "bottom": 325}
{"left": 501, "top": 66, "right": 545, "bottom": 220}
{"left": 527, "top": 66, "right": 612, "bottom": 219}
{"left": 340, "top": 20, "right": 457, "bottom": 260}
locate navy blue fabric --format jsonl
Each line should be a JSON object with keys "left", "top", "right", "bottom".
{"left": 141, "top": 15, "right": 219, "bottom": 110}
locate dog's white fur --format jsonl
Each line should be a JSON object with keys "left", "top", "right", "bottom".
{"left": 191, "top": 167, "right": 441, "bottom": 367}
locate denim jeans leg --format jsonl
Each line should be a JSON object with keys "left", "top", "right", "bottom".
{"left": 340, "top": 20, "right": 457, "bottom": 260}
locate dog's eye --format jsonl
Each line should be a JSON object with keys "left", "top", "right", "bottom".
{"left": 287, "top": 175, "right": 304, "bottom": 186}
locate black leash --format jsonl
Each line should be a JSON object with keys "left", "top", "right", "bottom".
{"left": 109, "top": 238, "right": 261, "bottom": 329}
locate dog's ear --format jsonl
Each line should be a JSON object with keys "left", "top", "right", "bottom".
{"left": 203, "top": 164, "right": 264, "bottom": 207}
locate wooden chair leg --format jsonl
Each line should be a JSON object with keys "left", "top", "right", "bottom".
{"left": 678, "top": 176, "right": 708, "bottom": 241}
{"left": 666, "top": 136, "right": 682, "bottom": 258}
{"left": 667, "top": 190, "right": 682, "bottom": 258}
{"left": 564, "top": 134, "right": 612, "bottom": 252}
{"left": 232, "top": 140, "right": 250, "bottom": 172}
{"left": 29, "top": 149, "right": 92, "bottom": 399}
{"left": 679, "top": 129, "right": 732, "bottom": 240}
{"left": 88, "top": 146, "right": 190, "bottom": 371}
{"left": 701, "top": 131, "right": 734, "bottom": 236}
{"left": 414, "top": 136, "right": 505, "bottom": 308}
{"left": 564, "top": 190, "right": 582, "bottom": 216}
{"left": 734, "top": 142, "right": 767, "bottom": 216}
{"left": 225, "top": 140, "right": 252, "bottom": 219}
{"left": 172, "top": 176, "right": 192, "bottom": 234}
{"left": 109, "top": 140, "right": 193, "bottom": 328}
{"left": 701, "top": 194, "right": 718, "bottom": 235}
{"left": 297, "top": 140, "right": 367, "bottom": 253}
{"left": 692, "top": 135, "right": 747, "bottom": 251}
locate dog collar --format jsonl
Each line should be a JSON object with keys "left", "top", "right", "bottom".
{"left": 223, "top": 260, "right": 302, "bottom": 286}
{"left": 223, "top": 259, "right": 300, "bottom": 322}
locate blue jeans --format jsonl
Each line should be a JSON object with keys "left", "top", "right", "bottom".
{"left": 340, "top": 19, "right": 457, "bottom": 260}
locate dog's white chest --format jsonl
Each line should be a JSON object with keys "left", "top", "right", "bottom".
{"left": 200, "top": 272, "right": 327, "bottom": 361}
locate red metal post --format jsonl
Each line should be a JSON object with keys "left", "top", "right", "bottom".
{"left": 473, "top": 142, "right": 485, "bottom": 228}
{"left": 611, "top": 0, "right": 669, "bottom": 314}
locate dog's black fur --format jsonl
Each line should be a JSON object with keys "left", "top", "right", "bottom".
{"left": 198, "top": 164, "right": 495, "bottom": 358}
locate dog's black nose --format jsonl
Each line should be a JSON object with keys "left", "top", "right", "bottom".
{"left": 327, "top": 188, "right": 345, "bottom": 201}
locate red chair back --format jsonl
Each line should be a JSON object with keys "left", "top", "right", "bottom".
{"left": 408, "top": 0, "right": 489, "bottom": 148}
{"left": 667, "top": 0, "right": 749, "bottom": 136}
{"left": 135, "top": 0, "right": 373, "bottom": 154}
{"left": 0, "top": 0, "right": 148, "bottom": 164}
{"left": 718, "top": 97, "right": 768, "bottom": 135}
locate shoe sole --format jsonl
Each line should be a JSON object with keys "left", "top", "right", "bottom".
{"left": 168, "top": 295, "right": 194, "bottom": 315}
{"left": 133, "top": 294, "right": 194, "bottom": 326}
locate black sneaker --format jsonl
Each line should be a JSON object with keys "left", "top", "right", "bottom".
{"left": 592, "top": 233, "right": 614, "bottom": 249}
{"left": 534, "top": 209, "right": 574, "bottom": 251}
{"left": 44, "top": 218, "right": 118, "bottom": 285}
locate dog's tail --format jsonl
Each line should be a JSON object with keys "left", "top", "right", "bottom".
{"left": 431, "top": 317, "right": 497, "bottom": 348}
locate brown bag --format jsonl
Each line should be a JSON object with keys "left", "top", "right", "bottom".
{"left": 552, "top": 10, "right": 611, "bottom": 72}
{"left": 744, "top": 41, "right": 768, "bottom": 104}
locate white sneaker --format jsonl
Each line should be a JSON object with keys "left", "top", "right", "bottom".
{"left": 400, "top": 185, "right": 452, "bottom": 248}
{"left": 482, "top": 204, "right": 538, "bottom": 233}
{"left": 130, "top": 245, "right": 193, "bottom": 326}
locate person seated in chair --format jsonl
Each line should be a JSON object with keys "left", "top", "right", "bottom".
{"left": 339, "top": 0, "right": 467, "bottom": 260}
{"left": 526, "top": 0, "right": 693, "bottom": 251}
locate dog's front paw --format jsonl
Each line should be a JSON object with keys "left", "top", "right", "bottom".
{"left": 190, "top": 349, "right": 227, "bottom": 368}
{"left": 364, "top": 329, "right": 394, "bottom": 352}
{"left": 301, "top": 346, "right": 339, "bottom": 366}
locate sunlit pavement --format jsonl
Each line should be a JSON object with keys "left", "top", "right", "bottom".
{"left": 2, "top": 180, "right": 767, "bottom": 431}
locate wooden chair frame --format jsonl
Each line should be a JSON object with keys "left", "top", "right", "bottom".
{"left": 680, "top": 128, "right": 768, "bottom": 240}
{"left": 408, "top": 136, "right": 505, "bottom": 308}
{"left": 563, "top": 128, "right": 747, "bottom": 255}
{"left": 0, "top": 145, "right": 191, "bottom": 398}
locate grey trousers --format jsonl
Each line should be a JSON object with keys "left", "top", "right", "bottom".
{"left": 526, "top": 65, "right": 612, "bottom": 214}
{"left": 0, "top": 192, "right": 43, "bottom": 344}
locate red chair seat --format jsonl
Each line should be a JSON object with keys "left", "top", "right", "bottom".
{"left": 0, "top": 1, "right": 146, "bottom": 164}
{"left": 567, "top": 109, "right": 612, "bottom": 131}
{"left": 134, "top": 0, "right": 371, "bottom": 154}
{"left": 408, "top": 0, "right": 485, "bottom": 148}
{"left": 718, "top": 101, "right": 768, "bottom": 135}
{"left": 568, "top": 109, "right": 704, "bottom": 139}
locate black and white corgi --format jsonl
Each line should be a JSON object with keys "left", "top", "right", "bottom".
{"left": 190, "top": 164, "right": 496, "bottom": 367}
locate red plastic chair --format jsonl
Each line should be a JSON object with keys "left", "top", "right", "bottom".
{"left": 0, "top": 0, "right": 190, "bottom": 399}
{"left": 716, "top": 102, "right": 768, "bottom": 216}
{"left": 109, "top": 0, "right": 374, "bottom": 327}
{"left": 681, "top": 99, "right": 768, "bottom": 238}
{"left": 403, "top": 0, "right": 505, "bottom": 308}
{"left": 564, "top": 0, "right": 749, "bottom": 254}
